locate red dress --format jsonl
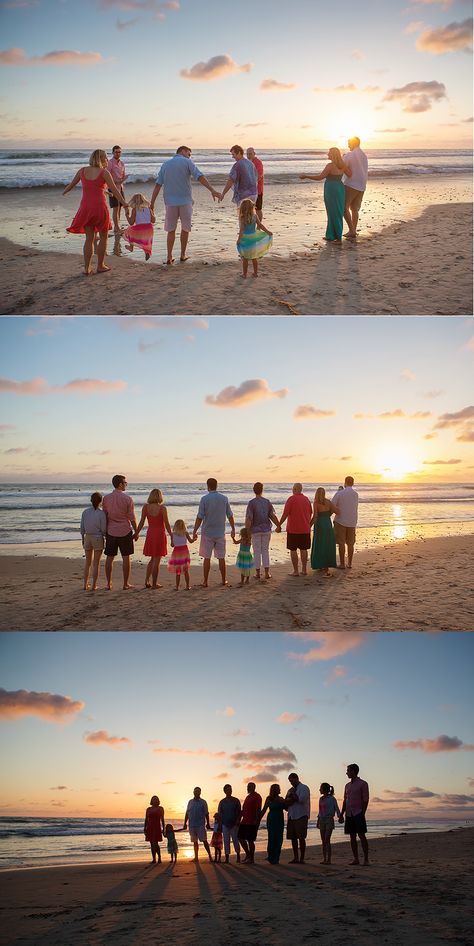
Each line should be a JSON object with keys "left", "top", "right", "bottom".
{"left": 144, "top": 805, "right": 164, "bottom": 843}
{"left": 67, "top": 169, "right": 112, "bottom": 234}
{"left": 143, "top": 505, "right": 167, "bottom": 557}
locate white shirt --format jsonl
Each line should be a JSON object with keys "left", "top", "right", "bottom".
{"left": 332, "top": 487, "right": 359, "bottom": 528}
{"left": 286, "top": 782, "right": 310, "bottom": 820}
{"left": 342, "top": 147, "right": 368, "bottom": 192}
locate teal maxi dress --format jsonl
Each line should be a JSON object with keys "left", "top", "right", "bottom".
{"left": 266, "top": 799, "right": 285, "bottom": 864}
{"left": 323, "top": 174, "right": 345, "bottom": 241}
{"left": 311, "top": 510, "right": 337, "bottom": 570}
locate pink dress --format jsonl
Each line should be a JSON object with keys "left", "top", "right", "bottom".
{"left": 167, "top": 533, "right": 191, "bottom": 574}
{"left": 143, "top": 505, "right": 167, "bottom": 557}
{"left": 123, "top": 207, "right": 154, "bottom": 257}
{"left": 67, "top": 169, "right": 112, "bottom": 234}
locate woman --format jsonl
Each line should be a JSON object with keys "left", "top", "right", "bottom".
{"left": 259, "top": 784, "right": 286, "bottom": 865}
{"left": 134, "top": 488, "right": 172, "bottom": 589}
{"left": 310, "top": 487, "right": 338, "bottom": 577}
{"left": 300, "top": 147, "right": 352, "bottom": 243}
{"left": 80, "top": 491, "right": 107, "bottom": 591}
{"left": 63, "top": 149, "right": 128, "bottom": 275}
{"left": 144, "top": 795, "right": 165, "bottom": 865}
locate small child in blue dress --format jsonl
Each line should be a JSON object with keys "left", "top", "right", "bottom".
{"left": 237, "top": 199, "right": 272, "bottom": 279}
{"left": 164, "top": 823, "right": 179, "bottom": 863}
{"left": 232, "top": 526, "right": 254, "bottom": 585}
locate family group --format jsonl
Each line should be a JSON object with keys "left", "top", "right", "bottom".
{"left": 144, "top": 765, "right": 369, "bottom": 869}
{"left": 63, "top": 138, "right": 368, "bottom": 276}
{"left": 80, "top": 476, "right": 359, "bottom": 591}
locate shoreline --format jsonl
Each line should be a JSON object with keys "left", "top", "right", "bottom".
{"left": 1, "top": 828, "right": 472, "bottom": 946}
{"left": 1, "top": 532, "right": 473, "bottom": 631}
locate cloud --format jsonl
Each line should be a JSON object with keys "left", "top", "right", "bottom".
{"left": 116, "top": 17, "right": 139, "bottom": 29}
{"left": 423, "top": 389, "right": 445, "bottom": 398}
{"left": 394, "top": 735, "right": 474, "bottom": 753}
{"left": 3, "top": 446, "right": 28, "bottom": 454}
{"left": 229, "top": 729, "right": 251, "bottom": 737}
{"left": 383, "top": 786, "right": 438, "bottom": 799}
{"left": 401, "top": 369, "right": 416, "bottom": 381}
{"left": 376, "top": 127, "right": 407, "bottom": 133}
{"left": 435, "top": 405, "right": 474, "bottom": 428}
{"left": 150, "top": 742, "right": 225, "bottom": 757}
{"left": 276, "top": 712, "right": 307, "bottom": 724}
{"left": 0, "top": 48, "right": 106, "bottom": 67}
{"left": 235, "top": 122, "right": 269, "bottom": 128}
{"left": 0, "top": 377, "right": 127, "bottom": 396}
{"left": 462, "top": 335, "right": 474, "bottom": 350}
{"left": 0, "top": 688, "right": 84, "bottom": 722}
{"left": 354, "top": 409, "right": 431, "bottom": 420}
{"left": 230, "top": 746, "right": 297, "bottom": 781}
{"left": 180, "top": 55, "right": 252, "bottom": 81}
{"left": 268, "top": 454, "right": 304, "bottom": 460}
{"left": 50, "top": 785, "right": 69, "bottom": 791}
{"left": 351, "top": 49, "right": 365, "bottom": 60}
{"left": 287, "top": 632, "right": 367, "bottom": 663}
{"left": 457, "top": 429, "right": 474, "bottom": 442}
{"left": 99, "top": 0, "right": 179, "bottom": 12}
{"left": 260, "top": 78, "right": 296, "bottom": 91}
{"left": 294, "top": 405, "right": 335, "bottom": 420}
{"left": 205, "top": 379, "right": 288, "bottom": 408}
{"left": 83, "top": 730, "right": 132, "bottom": 747}
{"left": 218, "top": 706, "right": 235, "bottom": 717}
{"left": 416, "top": 19, "right": 473, "bottom": 54}
{"left": 0, "top": 424, "right": 16, "bottom": 433}
{"left": 383, "top": 80, "right": 446, "bottom": 112}
{"left": 326, "top": 665, "right": 347, "bottom": 684}
{"left": 423, "top": 458, "right": 461, "bottom": 465}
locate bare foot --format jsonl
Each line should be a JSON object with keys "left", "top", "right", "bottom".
{"left": 123, "top": 583, "right": 134, "bottom": 590}
{"left": 289, "top": 572, "right": 299, "bottom": 577}
{"left": 151, "top": 583, "right": 163, "bottom": 589}
{"left": 83, "top": 269, "right": 92, "bottom": 276}
{"left": 96, "top": 265, "right": 111, "bottom": 273}
{"left": 166, "top": 258, "right": 175, "bottom": 265}
{"left": 83, "top": 585, "right": 90, "bottom": 591}
{"left": 200, "top": 582, "right": 208, "bottom": 588}
{"left": 288, "top": 858, "right": 299, "bottom": 864}
{"left": 180, "top": 256, "right": 189, "bottom": 262}
{"left": 349, "top": 860, "right": 360, "bottom": 865}
{"left": 106, "top": 584, "right": 112, "bottom": 591}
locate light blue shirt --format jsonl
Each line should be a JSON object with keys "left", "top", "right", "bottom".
{"left": 80, "top": 507, "right": 107, "bottom": 538}
{"left": 197, "top": 490, "right": 233, "bottom": 538}
{"left": 155, "top": 154, "right": 203, "bottom": 206}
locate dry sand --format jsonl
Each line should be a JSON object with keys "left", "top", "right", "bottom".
{"left": 1, "top": 533, "right": 473, "bottom": 631}
{"left": 1, "top": 828, "right": 472, "bottom": 946}
{"left": 1, "top": 201, "right": 472, "bottom": 316}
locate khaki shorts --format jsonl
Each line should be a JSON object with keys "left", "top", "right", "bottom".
{"left": 199, "top": 534, "right": 226, "bottom": 560}
{"left": 164, "top": 203, "right": 193, "bottom": 232}
{"left": 344, "top": 186, "right": 364, "bottom": 212}
{"left": 334, "top": 523, "right": 356, "bottom": 546}
{"left": 83, "top": 534, "right": 104, "bottom": 552}
{"left": 286, "top": 816, "right": 308, "bottom": 841}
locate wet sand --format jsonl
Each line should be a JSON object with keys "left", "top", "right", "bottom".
{"left": 1, "top": 828, "right": 472, "bottom": 946}
{"left": 1, "top": 533, "right": 473, "bottom": 631}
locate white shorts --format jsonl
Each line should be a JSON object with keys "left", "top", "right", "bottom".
{"left": 83, "top": 534, "right": 104, "bottom": 552}
{"left": 164, "top": 203, "right": 193, "bottom": 232}
{"left": 188, "top": 826, "right": 207, "bottom": 843}
{"left": 199, "top": 534, "right": 226, "bottom": 560}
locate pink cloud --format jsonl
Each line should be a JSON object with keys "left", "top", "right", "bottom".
{"left": 423, "top": 458, "right": 461, "bottom": 465}
{"left": 206, "top": 378, "right": 288, "bottom": 408}
{"left": 150, "top": 742, "right": 225, "bottom": 757}
{"left": 354, "top": 409, "right": 431, "bottom": 419}
{"left": 0, "top": 48, "right": 106, "bottom": 66}
{"left": 230, "top": 746, "right": 297, "bottom": 780}
{"left": 277, "top": 712, "right": 307, "bottom": 724}
{"left": 287, "top": 632, "right": 367, "bottom": 663}
{"left": 326, "top": 665, "right": 347, "bottom": 684}
{"left": 0, "top": 688, "right": 84, "bottom": 722}
{"left": 394, "top": 735, "right": 474, "bottom": 753}
{"left": 180, "top": 55, "right": 252, "bottom": 81}
{"left": 83, "top": 730, "right": 132, "bottom": 747}
{"left": 294, "top": 405, "right": 335, "bottom": 420}
{"left": 49, "top": 785, "right": 69, "bottom": 791}
{"left": 218, "top": 706, "right": 235, "bottom": 717}
{"left": 383, "top": 80, "right": 446, "bottom": 113}
{"left": 435, "top": 405, "right": 474, "bottom": 428}
{"left": 0, "top": 377, "right": 127, "bottom": 396}
{"left": 99, "top": 0, "right": 179, "bottom": 13}
{"left": 260, "top": 78, "right": 296, "bottom": 91}
{"left": 416, "top": 19, "right": 473, "bottom": 54}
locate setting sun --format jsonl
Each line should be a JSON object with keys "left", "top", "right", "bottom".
{"left": 375, "top": 446, "right": 421, "bottom": 481}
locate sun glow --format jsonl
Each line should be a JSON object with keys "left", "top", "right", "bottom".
{"left": 325, "top": 105, "right": 376, "bottom": 147}
{"left": 375, "top": 446, "right": 420, "bottom": 482}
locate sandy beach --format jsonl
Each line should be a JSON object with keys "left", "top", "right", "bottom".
{"left": 1, "top": 828, "right": 472, "bottom": 946}
{"left": 1, "top": 533, "right": 473, "bottom": 631}
{"left": 0, "top": 183, "right": 472, "bottom": 315}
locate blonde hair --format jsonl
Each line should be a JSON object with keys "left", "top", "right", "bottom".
{"left": 89, "top": 149, "right": 108, "bottom": 168}
{"left": 147, "top": 488, "right": 163, "bottom": 504}
{"left": 328, "top": 147, "right": 345, "bottom": 171}
{"left": 239, "top": 199, "right": 255, "bottom": 227}
{"left": 129, "top": 193, "right": 150, "bottom": 209}
{"left": 173, "top": 519, "right": 187, "bottom": 535}
{"left": 315, "top": 487, "right": 326, "bottom": 505}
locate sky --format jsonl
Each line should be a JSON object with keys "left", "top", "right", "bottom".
{"left": 0, "top": 0, "right": 472, "bottom": 149}
{"left": 0, "top": 316, "right": 473, "bottom": 483}
{"left": 0, "top": 631, "right": 473, "bottom": 820}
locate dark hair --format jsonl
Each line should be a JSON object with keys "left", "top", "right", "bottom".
{"left": 253, "top": 482, "right": 263, "bottom": 495}
{"left": 320, "top": 782, "right": 334, "bottom": 795}
{"left": 345, "top": 476, "right": 354, "bottom": 487}
{"left": 288, "top": 772, "right": 298, "bottom": 781}
{"left": 223, "top": 783, "right": 232, "bottom": 792}
{"left": 112, "top": 474, "right": 126, "bottom": 489}
{"left": 231, "top": 144, "right": 244, "bottom": 156}
{"left": 247, "top": 782, "right": 256, "bottom": 791}
{"left": 207, "top": 478, "right": 218, "bottom": 491}
{"left": 176, "top": 145, "right": 191, "bottom": 154}
{"left": 348, "top": 763, "right": 359, "bottom": 775}
{"left": 112, "top": 145, "right": 121, "bottom": 152}
{"left": 90, "top": 491, "right": 102, "bottom": 509}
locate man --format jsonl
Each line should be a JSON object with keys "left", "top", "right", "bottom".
{"left": 184, "top": 786, "right": 212, "bottom": 862}
{"left": 219, "top": 145, "right": 258, "bottom": 207}
{"left": 342, "top": 136, "right": 368, "bottom": 239}
{"left": 245, "top": 482, "right": 281, "bottom": 581}
{"left": 246, "top": 147, "right": 264, "bottom": 218}
{"left": 218, "top": 784, "right": 242, "bottom": 864}
{"left": 193, "top": 478, "right": 235, "bottom": 587}
{"left": 331, "top": 476, "right": 358, "bottom": 569}
{"left": 279, "top": 483, "right": 312, "bottom": 577}
{"left": 107, "top": 145, "right": 127, "bottom": 234}
{"left": 238, "top": 782, "right": 262, "bottom": 864}
{"left": 102, "top": 474, "right": 137, "bottom": 590}
{"left": 285, "top": 772, "right": 310, "bottom": 864}
{"left": 339, "top": 763, "right": 369, "bottom": 866}
{"left": 150, "top": 145, "right": 219, "bottom": 264}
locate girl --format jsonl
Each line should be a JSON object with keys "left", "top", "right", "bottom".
{"left": 80, "top": 491, "right": 106, "bottom": 591}
{"left": 233, "top": 527, "right": 254, "bottom": 585}
{"left": 135, "top": 488, "right": 172, "bottom": 589}
{"left": 299, "top": 147, "right": 352, "bottom": 243}
{"left": 122, "top": 193, "right": 156, "bottom": 260}
{"left": 317, "top": 783, "right": 341, "bottom": 865}
{"left": 64, "top": 149, "right": 128, "bottom": 275}
{"left": 164, "top": 823, "right": 179, "bottom": 863}
{"left": 210, "top": 812, "right": 223, "bottom": 863}
{"left": 167, "top": 519, "right": 196, "bottom": 590}
{"left": 236, "top": 198, "right": 273, "bottom": 278}
{"left": 144, "top": 795, "right": 165, "bottom": 864}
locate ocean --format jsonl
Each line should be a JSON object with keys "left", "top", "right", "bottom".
{"left": 0, "top": 148, "right": 472, "bottom": 189}
{"left": 0, "top": 816, "right": 469, "bottom": 870}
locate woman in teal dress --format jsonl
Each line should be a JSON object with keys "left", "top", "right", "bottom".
{"left": 300, "top": 147, "right": 352, "bottom": 243}
{"left": 310, "top": 487, "right": 338, "bottom": 577}
{"left": 259, "top": 784, "right": 286, "bottom": 864}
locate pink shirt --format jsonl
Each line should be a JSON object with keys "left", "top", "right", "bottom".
{"left": 282, "top": 493, "right": 312, "bottom": 534}
{"left": 102, "top": 489, "right": 135, "bottom": 536}
{"left": 344, "top": 777, "right": 369, "bottom": 816}
{"left": 107, "top": 157, "right": 126, "bottom": 186}
{"left": 251, "top": 156, "right": 264, "bottom": 194}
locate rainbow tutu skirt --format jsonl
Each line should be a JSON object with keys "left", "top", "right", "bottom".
{"left": 168, "top": 545, "right": 191, "bottom": 574}
{"left": 237, "top": 230, "right": 272, "bottom": 260}
{"left": 123, "top": 222, "right": 154, "bottom": 257}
